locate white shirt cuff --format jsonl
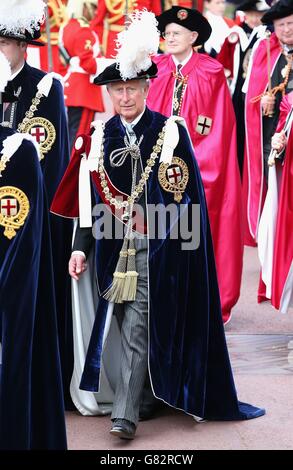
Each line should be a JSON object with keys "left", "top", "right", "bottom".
{"left": 72, "top": 250, "right": 86, "bottom": 259}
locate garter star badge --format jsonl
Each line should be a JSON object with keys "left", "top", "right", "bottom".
{"left": 0, "top": 186, "right": 30, "bottom": 239}
{"left": 196, "top": 115, "right": 212, "bottom": 135}
{"left": 21, "top": 117, "right": 56, "bottom": 160}
{"left": 158, "top": 157, "right": 189, "bottom": 202}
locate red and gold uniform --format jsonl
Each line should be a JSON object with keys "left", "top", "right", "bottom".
{"left": 91, "top": 0, "right": 162, "bottom": 58}
{"left": 62, "top": 17, "right": 103, "bottom": 111}
{"left": 163, "top": 1, "right": 204, "bottom": 13}
{"left": 61, "top": 16, "right": 105, "bottom": 148}
{"left": 27, "top": 0, "right": 68, "bottom": 74}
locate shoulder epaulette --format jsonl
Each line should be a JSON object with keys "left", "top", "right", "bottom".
{"left": 76, "top": 17, "right": 89, "bottom": 28}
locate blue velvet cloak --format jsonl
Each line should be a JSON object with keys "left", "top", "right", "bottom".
{"left": 79, "top": 108, "right": 265, "bottom": 421}
{"left": 0, "top": 127, "right": 67, "bottom": 449}
{"left": 11, "top": 63, "right": 73, "bottom": 408}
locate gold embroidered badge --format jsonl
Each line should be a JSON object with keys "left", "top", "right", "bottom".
{"left": 177, "top": 9, "right": 188, "bottom": 20}
{"left": 158, "top": 157, "right": 189, "bottom": 202}
{"left": 0, "top": 186, "right": 30, "bottom": 240}
{"left": 21, "top": 117, "right": 56, "bottom": 160}
{"left": 196, "top": 115, "right": 212, "bottom": 135}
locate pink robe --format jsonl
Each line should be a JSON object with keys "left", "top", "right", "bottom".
{"left": 257, "top": 93, "right": 293, "bottom": 312}
{"left": 272, "top": 94, "right": 293, "bottom": 311}
{"left": 147, "top": 52, "right": 243, "bottom": 323}
{"left": 244, "top": 33, "right": 282, "bottom": 239}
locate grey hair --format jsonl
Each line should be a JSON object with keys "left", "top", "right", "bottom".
{"left": 106, "top": 79, "right": 149, "bottom": 91}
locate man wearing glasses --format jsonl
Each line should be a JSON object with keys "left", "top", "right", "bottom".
{"left": 147, "top": 6, "right": 243, "bottom": 325}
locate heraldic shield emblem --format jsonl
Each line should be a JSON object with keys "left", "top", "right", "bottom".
{"left": 21, "top": 117, "right": 56, "bottom": 161}
{"left": 196, "top": 115, "right": 213, "bottom": 136}
{"left": 0, "top": 186, "right": 30, "bottom": 239}
{"left": 158, "top": 156, "right": 189, "bottom": 202}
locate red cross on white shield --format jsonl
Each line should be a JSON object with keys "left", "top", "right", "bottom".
{"left": 167, "top": 166, "right": 182, "bottom": 184}
{"left": 30, "top": 126, "right": 46, "bottom": 143}
{"left": 1, "top": 198, "right": 17, "bottom": 216}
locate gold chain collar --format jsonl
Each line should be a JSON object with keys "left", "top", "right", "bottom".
{"left": 17, "top": 90, "right": 44, "bottom": 135}
{"left": 0, "top": 151, "right": 12, "bottom": 177}
{"left": 0, "top": 90, "right": 45, "bottom": 177}
{"left": 98, "top": 123, "right": 167, "bottom": 210}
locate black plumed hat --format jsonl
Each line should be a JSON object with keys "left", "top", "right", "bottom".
{"left": 0, "top": 27, "right": 44, "bottom": 46}
{"left": 94, "top": 62, "right": 158, "bottom": 86}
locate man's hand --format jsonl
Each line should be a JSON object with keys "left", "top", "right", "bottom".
{"left": 69, "top": 253, "right": 87, "bottom": 280}
{"left": 271, "top": 130, "right": 287, "bottom": 153}
{"left": 261, "top": 94, "right": 276, "bottom": 116}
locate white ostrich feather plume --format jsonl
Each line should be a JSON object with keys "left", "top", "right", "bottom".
{"left": 0, "top": 51, "right": 11, "bottom": 93}
{"left": 0, "top": 0, "right": 46, "bottom": 36}
{"left": 256, "top": 1, "right": 270, "bottom": 12}
{"left": 115, "top": 9, "right": 160, "bottom": 81}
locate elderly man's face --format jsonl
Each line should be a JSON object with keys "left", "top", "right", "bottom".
{"left": 107, "top": 80, "right": 148, "bottom": 123}
{"left": 163, "top": 23, "right": 198, "bottom": 59}
{"left": 0, "top": 37, "right": 26, "bottom": 73}
{"left": 274, "top": 14, "right": 293, "bottom": 46}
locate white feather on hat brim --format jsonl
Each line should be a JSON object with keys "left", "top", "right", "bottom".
{"left": 0, "top": 0, "right": 46, "bottom": 36}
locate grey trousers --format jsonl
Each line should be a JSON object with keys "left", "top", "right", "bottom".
{"left": 111, "top": 237, "right": 148, "bottom": 426}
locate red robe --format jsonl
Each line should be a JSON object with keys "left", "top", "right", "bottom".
{"left": 271, "top": 93, "right": 293, "bottom": 312}
{"left": 244, "top": 33, "right": 282, "bottom": 239}
{"left": 147, "top": 53, "right": 243, "bottom": 323}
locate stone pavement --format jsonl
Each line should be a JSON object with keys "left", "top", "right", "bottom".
{"left": 66, "top": 247, "right": 293, "bottom": 450}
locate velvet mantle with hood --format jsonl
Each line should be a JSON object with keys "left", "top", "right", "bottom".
{"left": 52, "top": 108, "right": 265, "bottom": 421}
{"left": 7, "top": 62, "right": 73, "bottom": 408}
{"left": 0, "top": 127, "right": 67, "bottom": 450}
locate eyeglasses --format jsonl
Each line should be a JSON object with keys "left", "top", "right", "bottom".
{"left": 162, "top": 31, "right": 186, "bottom": 39}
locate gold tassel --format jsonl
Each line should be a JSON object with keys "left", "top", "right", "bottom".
{"left": 122, "top": 238, "right": 139, "bottom": 302}
{"left": 103, "top": 237, "right": 129, "bottom": 303}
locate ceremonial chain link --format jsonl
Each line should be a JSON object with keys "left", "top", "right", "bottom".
{"left": 98, "top": 124, "right": 167, "bottom": 210}
{"left": 1, "top": 90, "right": 44, "bottom": 176}
{"left": 251, "top": 51, "right": 293, "bottom": 104}
{"left": 0, "top": 154, "right": 10, "bottom": 177}
{"left": 0, "top": 86, "right": 21, "bottom": 129}
{"left": 172, "top": 72, "right": 188, "bottom": 116}
{"left": 17, "top": 91, "right": 44, "bottom": 133}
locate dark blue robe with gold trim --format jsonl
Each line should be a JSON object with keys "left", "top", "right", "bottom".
{"left": 8, "top": 63, "right": 73, "bottom": 408}
{"left": 52, "top": 108, "right": 265, "bottom": 421}
{"left": 0, "top": 127, "right": 67, "bottom": 449}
